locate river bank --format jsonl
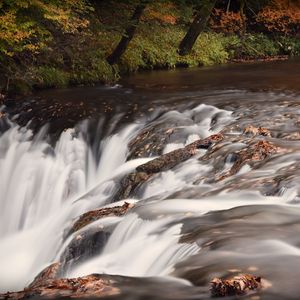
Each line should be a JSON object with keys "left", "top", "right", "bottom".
{"left": 1, "top": 1, "right": 299, "bottom": 97}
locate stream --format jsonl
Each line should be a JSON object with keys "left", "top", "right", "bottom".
{"left": 1, "top": 59, "right": 300, "bottom": 299}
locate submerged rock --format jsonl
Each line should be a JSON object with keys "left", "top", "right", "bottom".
{"left": 211, "top": 274, "right": 262, "bottom": 297}
{"left": 2, "top": 274, "right": 119, "bottom": 299}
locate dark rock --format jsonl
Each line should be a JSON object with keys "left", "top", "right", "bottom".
{"left": 57, "top": 202, "right": 134, "bottom": 274}
{"left": 60, "top": 229, "right": 110, "bottom": 273}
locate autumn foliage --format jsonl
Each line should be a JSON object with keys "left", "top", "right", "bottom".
{"left": 0, "top": 0, "right": 91, "bottom": 56}
{"left": 210, "top": 9, "right": 244, "bottom": 34}
{"left": 210, "top": 0, "right": 300, "bottom": 36}
{"left": 256, "top": 0, "right": 300, "bottom": 35}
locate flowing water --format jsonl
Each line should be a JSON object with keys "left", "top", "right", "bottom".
{"left": 1, "top": 59, "right": 300, "bottom": 299}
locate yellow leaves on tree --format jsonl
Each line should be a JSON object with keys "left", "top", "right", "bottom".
{"left": 0, "top": 0, "right": 91, "bottom": 57}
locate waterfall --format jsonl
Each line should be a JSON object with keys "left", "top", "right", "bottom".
{"left": 0, "top": 116, "right": 144, "bottom": 292}
{"left": 1, "top": 101, "right": 297, "bottom": 294}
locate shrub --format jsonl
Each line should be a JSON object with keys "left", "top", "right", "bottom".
{"left": 35, "top": 66, "right": 69, "bottom": 88}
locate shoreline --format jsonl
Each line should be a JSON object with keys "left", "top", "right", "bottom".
{"left": 0, "top": 53, "right": 296, "bottom": 100}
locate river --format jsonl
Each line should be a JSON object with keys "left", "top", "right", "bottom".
{"left": 0, "top": 59, "right": 300, "bottom": 299}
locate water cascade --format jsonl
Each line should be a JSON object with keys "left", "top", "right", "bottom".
{"left": 1, "top": 91, "right": 300, "bottom": 299}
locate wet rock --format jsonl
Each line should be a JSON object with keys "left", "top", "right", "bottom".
{"left": 58, "top": 203, "right": 134, "bottom": 273}
{"left": 29, "top": 263, "right": 61, "bottom": 288}
{"left": 128, "top": 111, "right": 194, "bottom": 159}
{"left": 71, "top": 202, "right": 134, "bottom": 233}
{"left": 243, "top": 125, "right": 271, "bottom": 137}
{"left": 115, "top": 172, "right": 152, "bottom": 200}
{"left": 211, "top": 274, "right": 262, "bottom": 297}
{"left": 136, "top": 133, "right": 223, "bottom": 174}
{"left": 116, "top": 134, "right": 223, "bottom": 199}
{"left": 218, "top": 140, "right": 278, "bottom": 180}
{"left": 2, "top": 274, "right": 119, "bottom": 299}
{"left": 60, "top": 230, "right": 110, "bottom": 272}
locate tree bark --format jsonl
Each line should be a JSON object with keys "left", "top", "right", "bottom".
{"left": 178, "top": 0, "right": 217, "bottom": 56}
{"left": 107, "top": 1, "right": 148, "bottom": 65}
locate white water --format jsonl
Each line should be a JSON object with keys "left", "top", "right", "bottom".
{"left": 0, "top": 103, "right": 297, "bottom": 293}
{"left": 0, "top": 117, "right": 144, "bottom": 291}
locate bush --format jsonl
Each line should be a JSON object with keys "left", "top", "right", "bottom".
{"left": 225, "top": 34, "right": 280, "bottom": 58}
{"left": 35, "top": 66, "right": 70, "bottom": 88}
{"left": 276, "top": 36, "right": 300, "bottom": 56}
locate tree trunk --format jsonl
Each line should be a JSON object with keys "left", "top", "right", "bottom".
{"left": 107, "top": 1, "right": 148, "bottom": 65}
{"left": 239, "top": 0, "right": 246, "bottom": 35}
{"left": 178, "top": 0, "right": 217, "bottom": 56}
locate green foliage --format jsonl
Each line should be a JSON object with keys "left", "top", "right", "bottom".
{"left": 35, "top": 66, "right": 69, "bottom": 88}
{"left": 224, "top": 33, "right": 280, "bottom": 58}
{"left": 120, "top": 25, "right": 179, "bottom": 72}
{"left": 70, "top": 57, "right": 118, "bottom": 85}
{"left": 276, "top": 36, "right": 300, "bottom": 56}
{"left": 120, "top": 25, "right": 228, "bottom": 73}
{"left": 183, "top": 32, "right": 229, "bottom": 66}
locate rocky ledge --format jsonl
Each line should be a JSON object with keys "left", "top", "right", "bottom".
{"left": 1, "top": 274, "right": 119, "bottom": 299}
